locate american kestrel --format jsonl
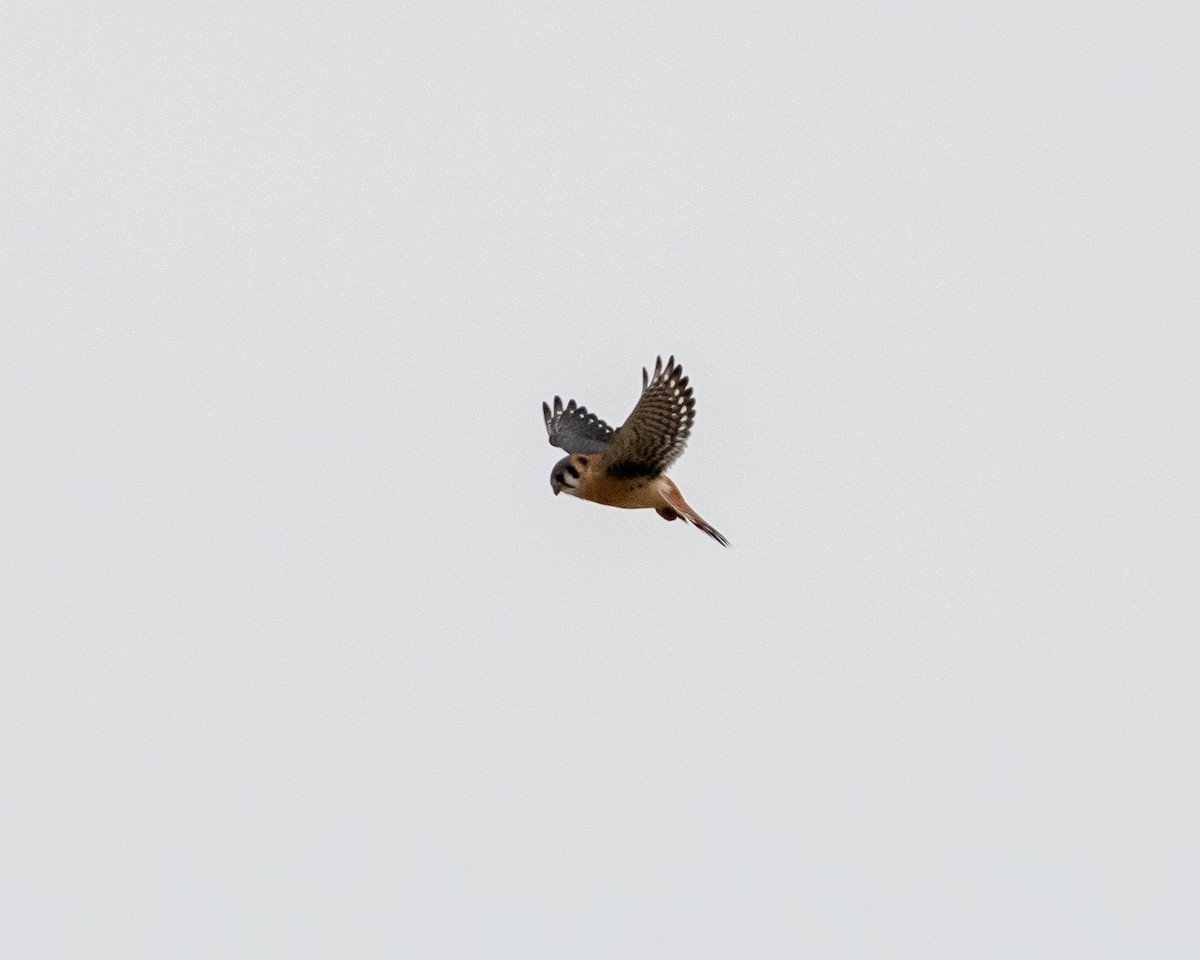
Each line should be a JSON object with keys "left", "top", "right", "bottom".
{"left": 542, "top": 355, "right": 729, "bottom": 546}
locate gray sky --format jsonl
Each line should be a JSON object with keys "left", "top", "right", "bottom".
{"left": 4, "top": 3, "right": 1198, "bottom": 957}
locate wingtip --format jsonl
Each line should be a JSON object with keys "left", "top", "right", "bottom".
{"left": 643, "top": 354, "right": 666, "bottom": 390}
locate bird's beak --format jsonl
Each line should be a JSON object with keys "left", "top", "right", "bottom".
{"left": 553, "top": 487, "right": 560, "bottom": 496}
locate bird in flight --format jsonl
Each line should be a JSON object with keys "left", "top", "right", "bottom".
{"left": 542, "top": 356, "right": 729, "bottom": 546}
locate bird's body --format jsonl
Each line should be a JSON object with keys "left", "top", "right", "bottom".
{"left": 543, "top": 356, "right": 728, "bottom": 546}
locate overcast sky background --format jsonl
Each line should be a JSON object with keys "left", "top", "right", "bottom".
{"left": 3, "top": 3, "right": 1198, "bottom": 957}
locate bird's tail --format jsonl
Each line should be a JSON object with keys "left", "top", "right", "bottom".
{"left": 658, "top": 478, "right": 729, "bottom": 547}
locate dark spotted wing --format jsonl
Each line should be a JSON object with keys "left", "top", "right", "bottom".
{"left": 543, "top": 396, "right": 614, "bottom": 455}
{"left": 604, "top": 355, "right": 696, "bottom": 479}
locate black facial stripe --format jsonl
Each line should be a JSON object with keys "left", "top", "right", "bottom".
{"left": 564, "top": 463, "right": 581, "bottom": 479}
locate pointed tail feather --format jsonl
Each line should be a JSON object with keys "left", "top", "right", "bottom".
{"left": 660, "top": 480, "right": 729, "bottom": 547}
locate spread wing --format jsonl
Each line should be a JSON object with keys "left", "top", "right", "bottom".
{"left": 604, "top": 355, "right": 696, "bottom": 479}
{"left": 543, "top": 396, "right": 614, "bottom": 455}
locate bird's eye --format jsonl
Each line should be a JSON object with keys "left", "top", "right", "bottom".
{"left": 565, "top": 463, "right": 581, "bottom": 479}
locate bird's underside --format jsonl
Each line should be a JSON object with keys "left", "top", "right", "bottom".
{"left": 542, "top": 356, "right": 728, "bottom": 546}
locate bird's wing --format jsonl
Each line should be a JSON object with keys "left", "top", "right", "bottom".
{"left": 543, "top": 396, "right": 614, "bottom": 455}
{"left": 603, "top": 355, "right": 696, "bottom": 479}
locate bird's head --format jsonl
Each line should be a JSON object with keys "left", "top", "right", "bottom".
{"left": 550, "top": 454, "right": 588, "bottom": 496}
